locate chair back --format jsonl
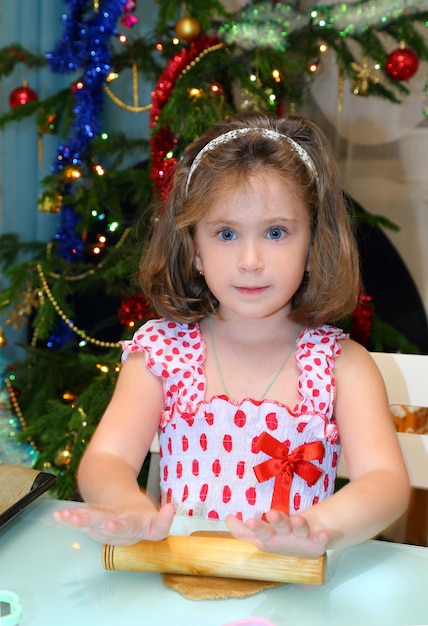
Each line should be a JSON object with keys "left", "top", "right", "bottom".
{"left": 337, "top": 352, "right": 428, "bottom": 490}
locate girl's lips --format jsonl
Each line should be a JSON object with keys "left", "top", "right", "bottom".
{"left": 235, "top": 286, "right": 269, "bottom": 296}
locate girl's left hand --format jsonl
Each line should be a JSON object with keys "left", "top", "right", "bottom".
{"left": 225, "top": 509, "right": 329, "bottom": 558}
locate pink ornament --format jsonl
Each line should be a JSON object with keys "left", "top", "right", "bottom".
{"left": 123, "top": 0, "right": 136, "bottom": 11}
{"left": 121, "top": 0, "right": 138, "bottom": 28}
{"left": 120, "top": 14, "right": 139, "bottom": 28}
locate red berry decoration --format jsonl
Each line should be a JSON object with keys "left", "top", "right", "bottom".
{"left": 9, "top": 81, "right": 38, "bottom": 109}
{"left": 385, "top": 47, "right": 419, "bottom": 81}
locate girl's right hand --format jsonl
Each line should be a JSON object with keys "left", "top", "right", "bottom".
{"left": 53, "top": 502, "right": 175, "bottom": 545}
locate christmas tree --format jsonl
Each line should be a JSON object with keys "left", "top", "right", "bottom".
{"left": 0, "top": 0, "right": 427, "bottom": 498}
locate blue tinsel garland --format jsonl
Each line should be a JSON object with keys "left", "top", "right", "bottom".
{"left": 47, "top": 0, "right": 125, "bottom": 172}
{"left": 44, "top": 0, "right": 125, "bottom": 350}
{"left": 46, "top": 0, "right": 125, "bottom": 265}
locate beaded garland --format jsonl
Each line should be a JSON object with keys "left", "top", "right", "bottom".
{"left": 4, "top": 376, "right": 38, "bottom": 457}
{"left": 36, "top": 264, "right": 121, "bottom": 349}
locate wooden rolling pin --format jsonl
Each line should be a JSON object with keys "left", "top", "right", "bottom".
{"left": 102, "top": 532, "right": 326, "bottom": 585}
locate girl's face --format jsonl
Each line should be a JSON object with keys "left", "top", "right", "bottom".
{"left": 193, "top": 170, "right": 311, "bottom": 323}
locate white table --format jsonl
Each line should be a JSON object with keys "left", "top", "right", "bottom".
{"left": 1, "top": 499, "right": 428, "bottom": 626}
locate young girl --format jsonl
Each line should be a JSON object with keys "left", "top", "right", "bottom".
{"left": 54, "top": 111, "right": 410, "bottom": 557}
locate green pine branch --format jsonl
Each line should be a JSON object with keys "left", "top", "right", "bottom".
{"left": 0, "top": 43, "right": 47, "bottom": 77}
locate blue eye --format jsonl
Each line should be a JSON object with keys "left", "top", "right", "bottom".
{"left": 219, "top": 229, "right": 237, "bottom": 241}
{"left": 266, "top": 228, "right": 285, "bottom": 240}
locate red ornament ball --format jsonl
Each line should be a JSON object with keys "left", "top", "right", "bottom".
{"left": 9, "top": 82, "right": 38, "bottom": 109}
{"left": 385, "top": 47, "right": 419, "bottom": 81}
{"left": 118, "top": 294, "right": 155, "bottom": 328}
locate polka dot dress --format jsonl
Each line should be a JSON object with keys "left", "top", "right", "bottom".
{"left": 122, "top": 319, "right": 346, "bottom": 521}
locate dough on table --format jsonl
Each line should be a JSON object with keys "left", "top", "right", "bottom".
{"left": 161, "top": 530, "right": 283, "bottom": 599}
{"left": 162, "top": 572, "right": 281, "bottom": 599}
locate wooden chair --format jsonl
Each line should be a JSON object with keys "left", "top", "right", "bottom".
{"left": 147, "top": 352, "right": 428, "bottom": 542}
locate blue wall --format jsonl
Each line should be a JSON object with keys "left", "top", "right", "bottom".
{"left": 1, "top": 1, "right": 66, "bottom": 242}
{"left": 0, "top": 0, "right": 158, "bottom": 242}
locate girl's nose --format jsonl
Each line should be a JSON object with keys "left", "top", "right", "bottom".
{"left": 237, "top": 241, "right": 264, "bottom": 271}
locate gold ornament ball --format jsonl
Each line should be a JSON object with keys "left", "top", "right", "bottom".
{"left": 54, "top": 447, "right": 72, "bottom": 468}
{"left": 0, "top": 328, "right": 7, "bottom": 348}
{"left": 175, "top": 16, "right": 201, "bottom": 41}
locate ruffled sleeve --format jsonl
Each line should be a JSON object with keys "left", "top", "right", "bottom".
{"left": 295, "top": 325, "right": 347, "bottom": 423}
{"left": 121, "top": 318, "right": 206, "bottom": 425}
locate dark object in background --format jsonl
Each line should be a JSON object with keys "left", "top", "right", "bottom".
{"left": 349, "top": 194, "right": 428, "bottom": 354}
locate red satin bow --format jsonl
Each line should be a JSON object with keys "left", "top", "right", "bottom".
{"left": 253, "top": 431, "right": 325, "bottom": 515}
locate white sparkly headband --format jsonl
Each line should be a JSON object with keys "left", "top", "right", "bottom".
{"left": 185, "top": 127, "right": 318, "bottom": 195}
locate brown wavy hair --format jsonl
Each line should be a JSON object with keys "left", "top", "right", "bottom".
{"left": 140, "top": 111, "right": 360, "bottom": 328}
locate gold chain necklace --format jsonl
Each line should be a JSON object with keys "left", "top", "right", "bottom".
{"left": 209, "top": 316, "right": 301, "bottom": 401}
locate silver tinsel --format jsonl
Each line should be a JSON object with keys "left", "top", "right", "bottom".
{"left": 219, "top": 0, "right": 428, "bottom": 50}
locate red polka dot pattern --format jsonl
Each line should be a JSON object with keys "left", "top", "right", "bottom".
{"left": 121, "top": 319, "right": 346, "bottom": 521}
